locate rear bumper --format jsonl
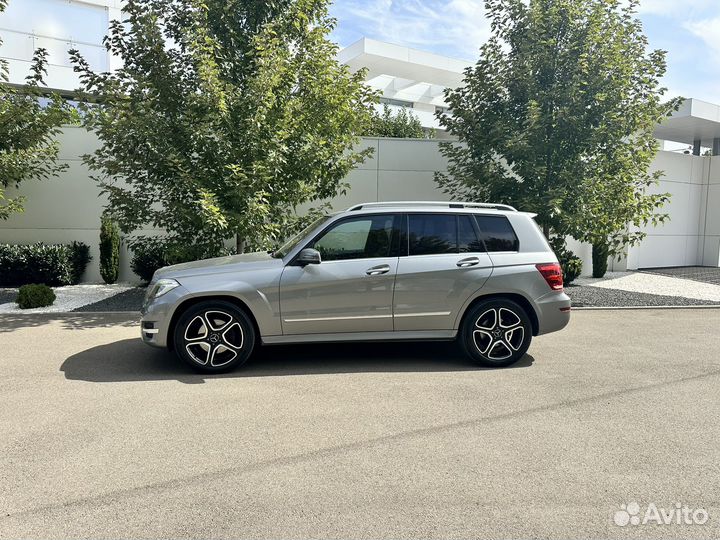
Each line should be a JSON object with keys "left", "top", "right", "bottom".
{"left": 535, "top": 290, "right": 572, "bottom": 335}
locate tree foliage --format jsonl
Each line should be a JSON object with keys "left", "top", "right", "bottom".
{"left": 366, "top": 104, "right": 432, "bottom": 139}
{"left": 71, "top": 0, "right": 376, "bottom": 255}
{"left": 0, "top": 0, "right": 78, "bottom": 220}
{"left": 436, "top": 0, "right": 680, "bottom": 255}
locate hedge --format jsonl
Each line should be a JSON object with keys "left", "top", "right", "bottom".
{"left": 0, "top": 242, "right": 91, "bottom": 287}
{"left": 17, "top": 284, "right": 56, "bottom": 309}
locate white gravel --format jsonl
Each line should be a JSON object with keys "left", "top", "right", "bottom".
{"left": 575, "top": 271, "right": 720, "bottom": 302}
{"left": 0, "top": 284, "right": 134, "bottom": 313}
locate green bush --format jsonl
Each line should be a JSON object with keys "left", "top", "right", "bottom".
{"left": 131, "top": 242, "right": 235, "bottom": 283}
{"left": 549, "top": 237, "right": 583, "bottom": 285}
{"left": 69, "top": 241, "right": 92, "bottom": 284}
{"left": 131, "top": 243, "right": 170, "bottom": 283}
{"left": 17, "top": 284, "right": 56, "bottom": 309}
{"left": 0, "top": 243, "right": 73, "bottom": 286}
{"left": 99, "top": 216, "right": 120, "bottom": 284}
{"left": 592, "top": 243, "right": 609, "bottom": 279}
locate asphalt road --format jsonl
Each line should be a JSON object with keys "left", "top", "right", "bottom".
{"left": 0, "top": 309, "right": 719, "bottom": 539}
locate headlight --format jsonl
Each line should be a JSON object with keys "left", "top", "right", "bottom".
{"left": 150, "top": 278, "right": 180, "bottom": 299}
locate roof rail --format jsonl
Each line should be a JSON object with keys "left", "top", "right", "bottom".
{"left": 348, "top": 201, "right": 518, "bottom": 212}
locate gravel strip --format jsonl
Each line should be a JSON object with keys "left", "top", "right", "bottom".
{"left": 0, "top": 284, "right": 133, "bottom": 313}
{"left": 73, "top": 287, "right": 146, "bottom": 312}
{"left": 566, "top": 285, "right": 720, "bottom": 308}
{"left": 0, "top": 289, "right": 17, "bottom": 304}
{"left": 643, "top": 266, "right": 720, "bottom": 286}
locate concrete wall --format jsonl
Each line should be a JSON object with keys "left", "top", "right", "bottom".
{"left": 1, "top": 128, "right": 718, "bottom": 283}
{"left": 0, "top": 132, "right": 450, "bottom": 283}
{"left": 0, "top": 127, "right": 160, "bottom": 283}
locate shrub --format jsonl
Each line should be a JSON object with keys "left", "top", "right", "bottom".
{"left": 549, "top": 237, "right": 583, "bottom": 285}
{"left": 69, "top": 241, "right": 92, "bottom": 284}
{"left": 592, "top": 243, "right": 609, "bottom": 279}
{"left": 0, "top": 243, "right": 73, "bottom": 286}
{"left": 17, "top": 284, "right": 56, "bottom": 309}
{"left": 99, "top": 216, "right": 120, "bottom": 284}
{"left": 131, "top": 243, "right": 170, "bottom": 283}
{"left": 131, "top": 241, "right": 235, "bottom": 283}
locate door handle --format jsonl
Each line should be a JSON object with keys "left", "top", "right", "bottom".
{"left": 366, "top": 264, "right": 391, "bottom": 276}
{"left": 456, "top": 257, "right": 481, "bottom": 268}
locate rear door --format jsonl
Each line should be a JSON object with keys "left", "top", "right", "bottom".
{"left": 393, "top": 213, "right": 493, "bottom": 331}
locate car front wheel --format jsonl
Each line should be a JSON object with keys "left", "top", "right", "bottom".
{"left": 460, "top": 299, "right": 532, "bottom": 367}
{"left": 173, "top": 300, "right": 256, "bottom": 373}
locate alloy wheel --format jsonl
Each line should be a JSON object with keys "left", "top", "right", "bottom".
{"left": 472, "top": 307, "right": 525, "bottom": 361}
{"left": 183, "top": 310, "right": 245, "bottom": 368}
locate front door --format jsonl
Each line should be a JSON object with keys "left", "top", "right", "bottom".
{"left": 280, "top": 214, "right": 401, "bottom": 335}
{"left": 393, "top": 213, "right": 493, "bottom": 331}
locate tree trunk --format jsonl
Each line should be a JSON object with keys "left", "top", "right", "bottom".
{"left": 236, "top": 235, "right": 245, "bottom": 254}
{"left": 542, "top": 224, "right": 550, "bottom": 239}
{"left": 592, "top": 242, "right": 609, "bottom": 279}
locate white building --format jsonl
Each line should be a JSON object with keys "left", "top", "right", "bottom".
{"left": 0, "top": 0, "right": 121, "bottom": 91}
{"left": 339, "top": 38, "right": 468, "bottom": 137}
{"left": 0, "top": 4, "right": 719, "bottom": 280}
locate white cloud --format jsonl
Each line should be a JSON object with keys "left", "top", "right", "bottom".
{"left": 637, "top": 0, "right": 717, "bottom": 17}
{"left": 331, "top": 0, "right": 490, "bottom": 61}
{"left": 684, "top": 17, "right": 720, "bottom": 57}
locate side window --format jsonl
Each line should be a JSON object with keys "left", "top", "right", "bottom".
{"left": 475, "top": 215, "right": 520, "bottom": 252}
{"left": 312, "top": 215, "right": 396, "bottom": 261}
{"left": 458, "top": 215, "right": 485, "bottom": 253}
{"left": 408, "top": 214, "right": 456, "bottom": 255}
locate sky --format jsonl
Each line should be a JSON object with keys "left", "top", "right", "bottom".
{"left": 329, "top": 0, "right": 720, "bottom": 105}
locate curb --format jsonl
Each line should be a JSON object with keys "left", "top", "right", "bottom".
{"left": 572, "top": 305, "right": 720, "bottom": 311}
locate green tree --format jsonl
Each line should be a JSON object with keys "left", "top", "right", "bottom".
{"left": 366, "top": 104, "right": 433, "bottom": 139}
{"left": 436, "top": 0, "right": 679, "bottom": 261}
{"left": 0, "top": 0, "right": 78, "bottom": 220}
{"left": 71, "top": 0, "right": 375, "bottom": 256}
{"left": 99, "top": 216, "right": 120, "bottom": 284}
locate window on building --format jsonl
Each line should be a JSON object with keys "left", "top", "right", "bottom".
{"left": 475, "top": 215, "right": 520, "bottom": 252}
{"left": 379, "top": 97, "right": 414, "bottom": 109}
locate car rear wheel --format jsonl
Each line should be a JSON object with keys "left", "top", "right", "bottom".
{"left": 173, "top": 301, "right": 256, "bottom": 373}
{"left": 460, "top": 299, "right": 532, "bottom": 367}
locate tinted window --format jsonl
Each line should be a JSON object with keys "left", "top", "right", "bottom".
{"left": 408, "top": 214, "right": 456, "bottom": 255}
{"left": 458, "top": 215, "right": 485, "bottom": 253}
{"left": 475, "top": 215, "right": 519, "bottom": 252}
{"left": 312, "top": 215, "right": 397, "bottom": 261}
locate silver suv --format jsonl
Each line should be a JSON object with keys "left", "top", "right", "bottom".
{"left": 141, "top": 202, "right": 571, "bottom": 372}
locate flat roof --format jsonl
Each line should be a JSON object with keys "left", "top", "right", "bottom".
{"left": 654, "top": 99, "right": 720, "bottom": 146}
{"left": 338, "top": 38, "right": 470, "bottom": 88}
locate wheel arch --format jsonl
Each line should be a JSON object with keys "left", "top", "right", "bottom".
{"left": 167, "top": 295, "right": 261, "bottom": 351}
{"left": 458, "top": 293, "right": 540, "bottom": 337}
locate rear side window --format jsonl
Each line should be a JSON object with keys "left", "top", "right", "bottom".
{"left": 408, "top": 214, "right": 456, "bottom": 255}
{"left": 475, "top": 215, "right": 519, "bottom": 252}
{"left": 407, "top": 214, "right": 486, "bottom": 255}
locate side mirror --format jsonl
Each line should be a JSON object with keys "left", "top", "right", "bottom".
{"left": 296, "top": 248, "right": 321, "bottom": 266}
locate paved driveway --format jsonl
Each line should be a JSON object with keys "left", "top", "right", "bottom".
{"left": 0, "top": 310, "right": 719, "bottom": 539}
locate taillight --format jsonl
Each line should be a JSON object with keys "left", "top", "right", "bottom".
{"left": 536, "top": 263, "right": 563, "bottom": 291}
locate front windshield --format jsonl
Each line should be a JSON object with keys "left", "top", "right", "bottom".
{"left": 272, "top": 215, "right": 330, "bottom": 258}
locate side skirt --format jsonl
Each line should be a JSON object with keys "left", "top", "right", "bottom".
{"left": 261, "top": 330, "right": 457, "bottom": 346}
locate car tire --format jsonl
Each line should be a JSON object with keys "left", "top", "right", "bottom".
{"left": 460, "top": 298, "right": 532, "bottom": 368}
{"left": 173, "top": 300, "right": 256, "bottom": 373}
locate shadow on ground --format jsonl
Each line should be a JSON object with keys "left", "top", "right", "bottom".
{"left": 60, "top": 338, "right": 535, "bottom": 383}
{"left": 0, "top": 313, "right": 137, "bottom": 333}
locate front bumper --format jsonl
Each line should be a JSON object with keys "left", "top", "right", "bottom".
{"left": 140, "top": 284, "right": 190, "bottom": 348}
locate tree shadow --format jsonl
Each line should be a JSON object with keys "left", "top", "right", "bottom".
{"left": 60, "top": 339, "right": 535, "bottom": 384}
{"left": 0, "top": 313, "right": 137, "bottom": 333}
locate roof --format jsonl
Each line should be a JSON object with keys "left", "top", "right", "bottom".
{"left": 653, "top": 99, "right": 720, "bottom": 147}
{"left": 338, "top": 38, "right": 470, "bottom": 89}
